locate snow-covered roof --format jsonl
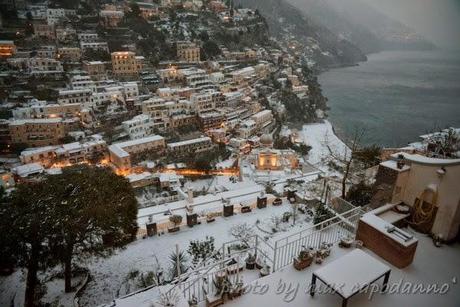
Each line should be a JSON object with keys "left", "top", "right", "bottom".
{"left": 13, "top": 163, "right": 44, "bottom": 177}
{"left": 167, "top": 137, "right": 211, "bottom": 148}
{"left": 391, "top": 152, "right": 460, "bottom": 166}
{"left": 137, "top": 185, "right": 263, "bottom": 226}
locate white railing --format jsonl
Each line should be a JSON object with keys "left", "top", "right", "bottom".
{"left": 134, "top": 200, "right": 364, "bottom": 306}
{"left": 272, "top": 206, "right": 363, "bottom": 271}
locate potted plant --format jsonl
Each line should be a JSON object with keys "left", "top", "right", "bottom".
{"left": 168, "top": 215, "right": 182, "bottom": 233}
{"left": 229, "top": 278, "right": 244, "bottom": 299}
{"left": 245, "top": 253, "right": 256, "bottom": 270}
{"left": 259, "top": 264, "right": 270, "bottom": 277}
{"left": 206, "top": 214, "right": 215, "bottom": 223}
{"left": 293, "top": 246, "right": 314, "bottom": 271}
{"left": 315, "top": 242, "right": 332, "bottom": 264}
{"left": 255, "top": 257, "right": 264, "bottom": 270}
{"left": 339, "top": 236, "right": 354, "bottom": 248}
{"left": 204, "top": 274, "right": 228, "bottom": 307}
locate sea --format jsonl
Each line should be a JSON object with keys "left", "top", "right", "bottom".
{"left": 318, "top": 50, "right": 460, "bottom": 147}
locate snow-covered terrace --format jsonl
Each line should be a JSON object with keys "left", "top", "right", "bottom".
{"left": 137, "top": 185, "right": 266, "bottom": 228}
{"left": 224, "top": 234, "right": 460, "bottom": 307}
{"left": 109, "top": 232, "right": 460, "bottom": 307}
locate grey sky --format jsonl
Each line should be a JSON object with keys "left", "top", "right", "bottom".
{"left": 361, "top": 0, "right": 460, "bottom": 49}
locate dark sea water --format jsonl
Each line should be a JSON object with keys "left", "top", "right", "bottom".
{"left": 319, "top": 50, "right": 460, "bottom": 147}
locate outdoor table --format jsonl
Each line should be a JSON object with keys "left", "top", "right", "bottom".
{"left": 310, "top": 249, "right": 391, "bottom": 307}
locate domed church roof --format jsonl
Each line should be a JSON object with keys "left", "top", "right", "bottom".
{"left": 260, "top": 134, "right": 273, "bottom": 147}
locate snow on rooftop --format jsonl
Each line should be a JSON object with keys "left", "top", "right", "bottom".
{"left": 380, "top": 160, "right": 410, "bottom": 172}
{"left": 10, "top": 118, "right": 63, "bottom": 125}
{"left": 137, "top": 184, "right": 264, "bottom": 226}
{"left": 13, "top": 163, "right": 44, "bottom": 177}
{"left": 391, "top": 152, "right": 460, "bottom": 166}
{"left": 167, "top": 137, "right": 211, "bottom": 148}
{"left": 126, "top": 172, "right": 152, "bottom": 183}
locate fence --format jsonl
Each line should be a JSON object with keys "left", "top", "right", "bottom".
{"left": 165, "top": 201, "right": 364, "bottom": 304}
{"left": 272, "top": 206, "right": 363, "bottom": 271}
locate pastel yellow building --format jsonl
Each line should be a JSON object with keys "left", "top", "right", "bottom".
{"left": 177, "top": 41, "right": 200, "bottom": 63}
{"left": 111, "top": 51, "right": 142, "bottom": 78}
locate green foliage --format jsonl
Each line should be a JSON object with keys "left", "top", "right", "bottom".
{"left": 83, "top": 49, "right": 110, "bottom": 61}
{"left": 0, "top": 180, "right": 60, "bottom": 304}
{"left": 169, "top": 215, "right": 183, "bottom": 226}
{"left": 1, "top": 165, "right": 138, "bottom": 296}
{"left": 47, "top": 165, "right": 138, "bottom": 291}
{"left": 273, "top": 136, "right": 312, "bottom": 155}
{"left": 128, "top": 2, "right": 141, "bottom": 19}
{"left": 201, "top": 40, "right": 221, "bottom": 60}
{"left": 346, "top": 181, "right": 374, "bottom": 207}
{"left": 199, "top": 31, "right": 210, "bottom": 42}
{"left": 168, "top": 249, "right": 188, "bottom": 279}
{"left": 9, "top": 142, "right": 28, "bottom": 155}
{"left": 295, "top": 144, "right": 312, "bottom": 156}
{"left": 281, "top": 89, "right": 317, "bottom": 123}
{"left": 59, "top": 135, "right": 76, "bottom": 144}
{"left": 354, "top": 145, "right": 381, "bottom": 168}
{"left": 313, "top": 202, "right": 334, "bottom": 225}
{"left": 187, "top": 236, "right": 216, "bottom": 265}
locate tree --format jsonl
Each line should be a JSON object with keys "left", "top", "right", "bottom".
{"left": 353, "top": 144, "right": 381, "bottom": 168}
{"left": 128, "top": 2, "right": 141, "bottom": 19}
{"left": 424, "top": 127, "right": 460, "bottom": 159}
{"left": 9, "top": 142, "right": 28, "bottom": 155}
{"left": 199, "top": 30, "right": 209, "bottom": 42}
{"left": 188, "top": 236, "right": 216, "bottom": 266}
{"left": 169, "top": 215, "right": 183, "bottom": 227}
{"left": 168, "top": 249, "right": 188, "bottom": 279}
{"left": 326, "top": 128, "right": 365, "bottom": 198}
{"left": 201, "top": 40, "right": 221, "bottom": 60}
{"left": 229, "top": 223, "right": 253, "bottom": 248}
{"left": 0, "top": 181, "right": 59, "bottom": 307}
{"left": 313, "top": 202, "right": 334, "bottom": 225}
{"left": 25, "top": 11, "right": 34, "bottom": 36}
{"left": 83, "top": 49, "right": 110, "bottom": 61}
{"left": 47, "top": 165, "right": 138, "bottom": 293}
{"left": 346, "top": 181, "right": 374, "bottom": 207}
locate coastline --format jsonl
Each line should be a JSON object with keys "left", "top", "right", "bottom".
{"left": 317, "top": 49, "right": 460, "bottom": 147}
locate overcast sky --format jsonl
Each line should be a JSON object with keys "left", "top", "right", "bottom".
{"left": 361, "top": 0, "right": 460, "bottom": 50}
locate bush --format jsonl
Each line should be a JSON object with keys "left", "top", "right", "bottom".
{"left": 346, "top": 181, "right": 374, "bottom": 207}
{"left": 169, "top": 215, "right": 183, "bottom": 226}
{"left": 188, "top": 236, "right": 216, "bottom": 265}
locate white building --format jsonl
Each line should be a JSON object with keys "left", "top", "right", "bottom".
{"left": 80, "top": 42, "right": 109, "bottom": 53}
{"left": 46, "top": 8, "right": 66, "bottom": 25}
{"left": 58, "top": 89, "right": 92, "bottom": 105}
{"left": 122, "top": 114, "right": 155, "bottom": 140}
{"left": 77, "top": 32, "right": 99, "bottom": 43}
{"left": 167, "top": 137, "right": 214, "bottom": 156}
{"left": 71, "top": 75, "right": 97, "bottom": 93}
{"left": 27, "top": 57, "right": 63, "bottom": 73}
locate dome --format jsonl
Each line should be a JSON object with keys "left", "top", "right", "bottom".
{"left": 260, "top": 134, "right": 273, "bottom": 147}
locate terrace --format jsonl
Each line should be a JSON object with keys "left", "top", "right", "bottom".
{"left": 105, "top": 200, "right": 460, "bottom": 307}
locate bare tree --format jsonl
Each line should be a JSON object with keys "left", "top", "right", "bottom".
{"left": 229, "top": 223, "right": 254, "bottom": 248}
{"left": 326, "top": 128, "right": 365, "bottom": 198}
{"left": 423, "top": 127, "right": 459, "bottom": 159}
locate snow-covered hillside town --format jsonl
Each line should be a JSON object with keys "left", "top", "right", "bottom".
{"left": 0, "top": 1, "right": 459, "bottom": 307}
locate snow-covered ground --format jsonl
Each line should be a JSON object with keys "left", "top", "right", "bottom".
{"left": 0, "top": 121, "right": 352, "bottom": 307}
{"left": 0, "top": 198, "right": 315, "bottom": 307}
{"left": 225, "top": 232, "right": 460, "bottom": 307}
{"left": 101, "top": 228, "right": 460, "bottom": 307}
{"left": 83, "top": 198, "right": 317, "bottom": 306}
{"left": 301, "top": 120, "right": 350, "bottom": 174}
